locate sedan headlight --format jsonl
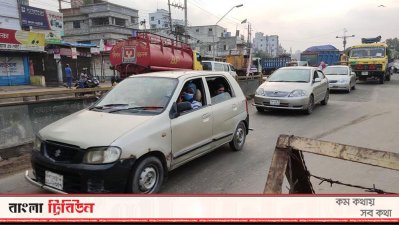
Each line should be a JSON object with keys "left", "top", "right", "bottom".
{"left": 33, "top": 135, "right": 42, "bottom": 152}
{"left": 338, "top": 78, "right": 349, "bottom": 84}
{"left": 83, "top": 147, "right": 121, "bottom": 164}
{"left": 256, "top": 88, "right": 265, "bottom": 96}
{"left": 288, "top": 90, "right": 307, "bottom": 97}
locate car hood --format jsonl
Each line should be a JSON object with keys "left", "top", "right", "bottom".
{"left": 325, "top": 75, "right": 349, "bottom": 81}
{"left": 261, "top": 81, "right": 310, "bottom": 92}
{"left": 39, "top": 110, "right": 154, "bottom": 149}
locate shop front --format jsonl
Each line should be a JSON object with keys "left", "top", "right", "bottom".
{"left": 0, "top": 28, "right": 45, "bottom": 86}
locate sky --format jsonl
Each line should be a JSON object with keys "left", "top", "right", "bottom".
{"left": 30, "top": 0, "right": 399, "bottom": 53}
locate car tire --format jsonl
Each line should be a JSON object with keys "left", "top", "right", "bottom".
{"left": 229, "top": 121, "right": 246, "bottom": 151}
{"left": 321, "top": 90, "right": 329, "bottom": 105}
{"left": 129, "top": 156, "right": 164, "bottom": 194}
{"left": 305, "top": 95, "right": 314, "bottom": 115}
{"left": 386, "top": 74, "right": 391, "bottom": 81}
{"left": 379, "top": 75, "right": 384, "bottom": 84}
{"left": 352, "top": 84, "right": 356, "bottom": 90}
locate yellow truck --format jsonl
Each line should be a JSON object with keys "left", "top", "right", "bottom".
{"left": 349, "top": 37, "right": 391, "bottom": 84}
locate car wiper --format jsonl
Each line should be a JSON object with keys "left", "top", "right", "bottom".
{"left": 108, "top": 106, "right": 164, "bottom": 113}
{"left": 90, "top": 104, "right": 129, "bottom": 110}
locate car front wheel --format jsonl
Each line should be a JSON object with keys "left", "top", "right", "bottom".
{"left": 321, "top": 90, "right": 329, "bottom": 105}
{"left": 305, "top": 95, "right": 314, "bottom": 115}
{"left": 129, "top": 156, "right": 164, "bottom": 194}
{"left": 230, "top": 121, "right": 247, "bottom": 151}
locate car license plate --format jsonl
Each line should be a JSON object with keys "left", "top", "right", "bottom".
{"left": 45, "top": 170, "right": 63, "bottom": 190}
{"left": 270, "top": 99, "right": 280, "bottom": 106}
{"left": 361, "top": 72, "right": 369, "bottom": 76}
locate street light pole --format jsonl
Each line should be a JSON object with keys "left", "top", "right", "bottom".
{"left": 213, "top": 4, "right": 243, "bottom": 61}
{"left": 336, "top": 28, "right": 355, "bottom": 51}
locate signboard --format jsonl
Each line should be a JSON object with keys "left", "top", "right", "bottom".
{"left": 71, "top": 48, "right": 78, "bottom": 59}
{"left": 34, "top": 30, "right": 62, "bottom": 44}
{"left": 0, "top": 28, "right": 45, "bottom": 52}
{"left": 20, "top": 5, "right": 64, "bottom": 34}
{"left": 122, "top": 47, "right": 136, "bottom": 63}
{"left": 0, "top": 0, "right": 21, "bottom": 30}
{"left": 0, "top": 57, "right": 24, "bottom": 76}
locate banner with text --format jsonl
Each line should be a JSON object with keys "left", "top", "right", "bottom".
{"left": 0, "top": 28, "right": 45, "bottom": 52}
{"left": 0, "top": 195, "right": 398, "bottom": 222}
{"left": 20, "top": 5, "right": 64, "bottom": 35}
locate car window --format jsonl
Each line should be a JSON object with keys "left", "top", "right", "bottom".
{"left": 214, "top": 63, "right": 224, "bottom": 71}
{"left": 206, "top": 76, "right": 233, "bottom": 105}
{"left": 223, "top": 64, "right": 229, "bottom": 72}
{"left": 202, "top": 62, "right": 212, "bottom": 71}
{"left": 324, "top": 67, "right": 349, "bottom": 75}
{"left": 268, "top": 69, "right": 311, "bottom": 83}
{"left": 230, "top": 65, "right": 236, "bottom": 71}
{"left": 176, "top": 78, "right": 207, "bottom": 113}
{"left": 313, "top": 71, "right": 319, "bottom": 80}
{"left": 317, "top": 71, "right": 325, "bottom": 79}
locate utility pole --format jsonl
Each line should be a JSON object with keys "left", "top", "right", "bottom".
{"left": 58, "top": 0, "right": 62, "bottom": 11}
{"left": 336, "top": 28, "right": 355, "bottom": 51}
{"left": 184, "top": 0, "right": 188, "bottom": 43}
{"left": 169, "top": 1, "right": 186, "bottom": 42}
{"left": 168, "top": 0, "right": 172, "bottom": 34}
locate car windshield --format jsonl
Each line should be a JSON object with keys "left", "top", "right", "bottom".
{"left": 92, "top": 77, "right": 178, "bottom": 114}
{"left": 324, "top": 67, "right": 349, "bottom": 75}
{"left": 268, "top": 69, "right": 311, "bottom": 83}
{"left": 350, "top": 47, "right": 385, "bottom": 58}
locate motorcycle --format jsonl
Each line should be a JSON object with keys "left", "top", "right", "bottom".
{"left": 75, "top": 76, "right": 100, "bottom": 96}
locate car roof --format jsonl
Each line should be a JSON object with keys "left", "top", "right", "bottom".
{"left": 326, "top": 65, "right": 349, "bottom": 68}
{"left": 280, "top": 66, "right": 315, "bottom": 70}
{"left": 130, "top": 70, "right": 230, "bottom": 79}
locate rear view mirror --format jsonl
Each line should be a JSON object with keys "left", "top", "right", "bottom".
{"left": 351, "top": 72, "right": 356, "bottom": 76}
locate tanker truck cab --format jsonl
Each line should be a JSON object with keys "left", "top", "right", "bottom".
{"left": 349, "top": 42, "right": 391, "bottom": 84}
{"left": 25, "top": 71, "right": 249, "bottom": 194}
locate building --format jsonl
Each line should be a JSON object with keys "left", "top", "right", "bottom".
{"left": 253, "top": 32, "right": 279, "bottom": 57}
{"left": 61, "top": 0, "right": 139, "bottom": 46}
{"left": 0, "top": 0, "right": 24, "bottom": 30}
{"left": 148, "top": 9, "right": 184, "bottom": 29}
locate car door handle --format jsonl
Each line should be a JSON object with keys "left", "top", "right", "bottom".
{"left": 232, "top": 104, "right": 238, "bottom": 110}
{"left": 202, "top": 113, "right": 211, "bottom": 120}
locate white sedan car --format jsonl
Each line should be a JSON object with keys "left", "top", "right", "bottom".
{"left": 254, "top": 66, "right": 329, "bottom": 114}
{"left": 324, "top": 65, "right": 356, "bottom": 93}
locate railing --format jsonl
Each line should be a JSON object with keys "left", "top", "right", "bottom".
{"left": 0, "top": 87, "right": 112, "bottom": 106}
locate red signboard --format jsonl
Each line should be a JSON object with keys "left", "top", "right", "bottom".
{"left": 0, "top": 28, "right": 45, "bottom": 52}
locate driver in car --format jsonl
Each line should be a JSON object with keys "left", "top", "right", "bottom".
{"left": 179, "top": 82, "right": 202, "bottom": 110}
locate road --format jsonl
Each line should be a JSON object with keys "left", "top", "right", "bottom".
{"left": 1, "top": 74, "right": 399, "bottom": 194}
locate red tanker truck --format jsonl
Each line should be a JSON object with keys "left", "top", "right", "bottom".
{"left": 110, "top": 32, "right": 203, "bottom": 79}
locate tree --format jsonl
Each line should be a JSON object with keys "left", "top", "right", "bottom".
{"left": 386, "top": 38, "right": 399, "bottom": 52}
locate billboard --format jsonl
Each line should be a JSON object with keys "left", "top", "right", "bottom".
{"left": 0, "top": 0, "right": 21, "bottom": 30}
{"left": 19, "top": 5, "right": 64, "bottom": 34}
{"left": 0, "top": 28, "right": 45, "bottom": 52}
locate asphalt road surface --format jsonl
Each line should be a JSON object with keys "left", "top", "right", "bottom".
{"left": 1, "top": 74, "right": 399, "bottom": 194}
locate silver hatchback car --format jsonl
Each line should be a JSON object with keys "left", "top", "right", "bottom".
{"left": 254, "top": 66, "right": 329, "bottom": 114}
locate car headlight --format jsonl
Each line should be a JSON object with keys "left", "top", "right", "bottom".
{"left": 33, "top": 135, "right": 42, "bottom": 152}
{"left": 256, "top": 88, "right": 265, "bottom": 96}
{"left": 338, "top": 79, "right": 349, "bottom": 84}
{"left": 288, "top": 90, "right": 307, "bottom": 97}
{"left": 83, "top": 147, "right": 121, "bottom": 164}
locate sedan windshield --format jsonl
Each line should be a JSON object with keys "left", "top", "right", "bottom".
{"left": 324, "top": 67, "right": 349, "bottom": 75}
{"left": 268, "top": 69, "right": 311, "bottom": 83}
{"left": 93, "top": 77, "right": 178, "bottom": 114}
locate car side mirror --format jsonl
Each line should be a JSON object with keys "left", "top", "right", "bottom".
{"left": 351, "top": 72, "right": 356, "bottom": 76}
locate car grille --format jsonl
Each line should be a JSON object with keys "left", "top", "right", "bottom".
{"left": 264, "top": 91, "right": 289, "bottom": 97}
{"left": 44, "top": 141, "right": 85, "bottom": 163}
{"left": 34, "top": 164, "right": 82, "bottom": 193}
{"left": 329, "top": 80, "right": 338, "bottom": 83}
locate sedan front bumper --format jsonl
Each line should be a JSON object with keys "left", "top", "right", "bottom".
{"left": 253, "top": 95, "right": 310, "bottom": 110}
{"left": 329, "top": 83, "right": 350, "bottom": 90}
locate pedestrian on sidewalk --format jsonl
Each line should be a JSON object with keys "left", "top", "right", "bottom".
{"left": 65, "top": 64, "right": 72, "bottom": 89}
